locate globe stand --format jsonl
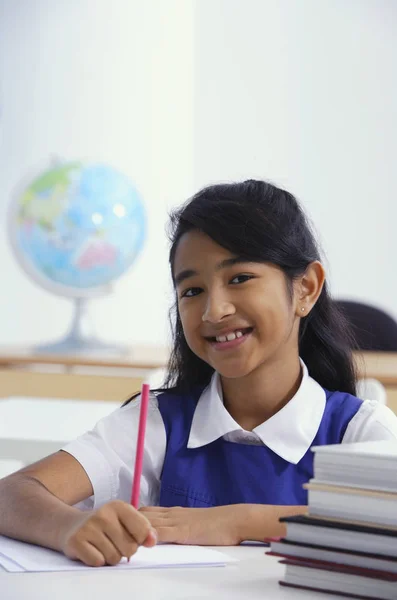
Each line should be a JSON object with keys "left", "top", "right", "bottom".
{"left": 34, "top": 298, "right": 129, "bottom": 356}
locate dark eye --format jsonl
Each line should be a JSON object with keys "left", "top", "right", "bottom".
{"left": 181, "top": 287, "right": 202, "bottom": 298}
{"left": 230, "top": 274, "right": 254, "bottom": 284}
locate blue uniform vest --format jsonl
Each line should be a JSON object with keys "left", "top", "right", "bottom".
{"left": 157, "top": 387, "right": 362, "bottom": 507}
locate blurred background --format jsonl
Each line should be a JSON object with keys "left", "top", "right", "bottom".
{"left": 0, "top": 0, "right": 397, "bottom": 474}
{"left": 1, "top": 0, "right": 397, "bottom": 348}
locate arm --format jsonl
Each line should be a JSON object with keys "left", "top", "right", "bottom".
{"left": 0, "top": 394, "right": 166, "bottom": 565}
{"left": 140, "top": 503, "right": 307, "bottom": 545}
{"left": 0, "top": 451, "right": 94, "bottom": 550}
{"left": 0, "top": 451, "right": 155, "bottom": 565}
{"left": 342, "top": 401, "right": 397, "bottom": 443}
{"left": 236, "top": 503, "right": 308, "bottom": 541}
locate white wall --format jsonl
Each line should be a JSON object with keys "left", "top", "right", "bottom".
{"left": 0, "top": 0, "right": 194, "bottom": 348}
{"left": 0, "top": 0, "right": 396, "bottom": 352}
{"left": 194, "top": 0, "right": 397, "bottom": 318}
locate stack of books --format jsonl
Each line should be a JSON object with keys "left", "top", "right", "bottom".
{"left": 267, "top": 440, "right": 397, "bottom": 599}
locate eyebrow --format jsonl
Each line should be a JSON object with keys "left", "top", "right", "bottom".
{"left": 174, "top": 256, "right": 251, "bottom": 287}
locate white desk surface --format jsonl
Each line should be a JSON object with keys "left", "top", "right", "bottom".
{"left": 1, "top": 545, "right": 323, "bottom": 600}
{"left": 0, "top": 396, "right": 118, "bottom": 441}
{"left": 0, "top": 396, "right": 118, "bottom": 465}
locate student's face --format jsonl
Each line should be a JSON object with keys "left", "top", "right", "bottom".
{"left": 173, "top": 230, "right": 301, "bottom": 379}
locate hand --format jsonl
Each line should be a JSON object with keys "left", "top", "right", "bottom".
{"left": 139, "top": 505, "right": 247, "bottom": 546}
{"left": 59, "top": 500, "right": 157, "bottom": 567}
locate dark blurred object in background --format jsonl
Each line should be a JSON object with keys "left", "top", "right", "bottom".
{"left": 336, "top": 300, "right": 397, "bottom": 352}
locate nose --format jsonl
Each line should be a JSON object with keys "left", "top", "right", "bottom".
{"left": 201, "top": 289, "right": 236, "bottom": 323}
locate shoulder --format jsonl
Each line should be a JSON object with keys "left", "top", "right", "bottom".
{"left": 343, "top": 399, "right": 397, "bottom": 443}
{"left": 107, "top": 391, "right": 160, "bottom": 427}
{"left": 122, "top": 391, "right": 160, "bottom": 412}
{"left": 155, "top": 386, "right": 205, "bottom": 407}
{"left": 62, "top": 391, "right": 166, "bottom": 509}
{"left": 63, "top": 391, "right": 164, "bottom": 467}
{"left": 120, "top": 386, "right": 205, "bottom": 426}
{"left": 65, "top": 391, "right": 162, "bottom": 448}
{"left": 324, "top": 389, "right": 362, "bottom": 407}
{"left": 323, "top": 390, "right": 363, "bottom": 420}
{"left": 155, "top": 386, "right": 207, "bottom": 438}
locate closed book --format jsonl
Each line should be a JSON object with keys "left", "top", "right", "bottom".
{"left": 267, "top": 538, "right": 397, "bottom": 574}
{"left": 279, "top": 515, "right": 397, "bottom": 557}
{"left": 311, "top": 440, "right": 397, "bottom": 493}
{"left": 304, "top": 482, "right": 397, "bottom": 527}
{"left": 280, "top": 558, "right": 397, "bottom": 600}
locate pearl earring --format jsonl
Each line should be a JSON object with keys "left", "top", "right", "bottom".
{"left": 301, "top": 307, "right": 305, "bottom": 312}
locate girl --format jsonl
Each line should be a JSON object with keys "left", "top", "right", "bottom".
{"left": 1, "top": 180, "right": 397, "bottom": 567}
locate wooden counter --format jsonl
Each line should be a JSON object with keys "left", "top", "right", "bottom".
{"left": 0, "top": 345, "right": 168, "bottom": 371}
{"left": 0, "top": 345, "right": 169, "bottom": 401}
{"left": 0, "top": 347, "right": 396, "bottom": 411}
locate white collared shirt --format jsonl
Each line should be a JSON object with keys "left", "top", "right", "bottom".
{"left": 62, "top": 364, "right": 397, "bottom": 509}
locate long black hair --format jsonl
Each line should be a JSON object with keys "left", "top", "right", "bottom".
{"left": 164, "top": 179, "right": 357, "bottom": 395}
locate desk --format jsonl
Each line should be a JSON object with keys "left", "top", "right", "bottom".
{"left": 355, "top": 351, "right": 397, "bottom": 413}
{"left": 0, "top": 346, "right": 168, "bottom": 371}
{"left": 1, "top": 546, "right": 317, "bottom": 600}
{"left": 1, "top": 347, "right": 396, "bottom": 410}
{"left": 0, "top": 397, "right": 118, "bottom": 466}
{"left": 0, "top": 346, "right": 168, "bottom": 401}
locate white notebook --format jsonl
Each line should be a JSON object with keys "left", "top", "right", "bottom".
{"left": 312, "top": 440, "right": 397, "bottom": 458}
{"left": 311, "top": 440, "right": 397, "bottom": 491}
{"left": 0, "top": 535, "right": 236, "bottom": 572}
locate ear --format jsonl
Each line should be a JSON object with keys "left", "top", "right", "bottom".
{"left": 294, "top": 261, "right": 325, "bottom": 318}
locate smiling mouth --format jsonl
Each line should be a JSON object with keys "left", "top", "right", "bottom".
{"left": 205, "top": 327, "right": 254, "bottom": 343}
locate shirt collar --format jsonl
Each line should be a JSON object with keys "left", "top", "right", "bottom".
{"left": 187, "top": 361, "right": 326, "bottom": 464}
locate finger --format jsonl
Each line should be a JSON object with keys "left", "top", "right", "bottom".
{"left": 143, "top": 529, "right": 157, "bottom": 548}
{"left": 86, "top": 530, "right": 123, "bottom": 566}
{"left": 72, "top": 541, "right": 107, "bottom": 568}
{"left": 154, "top": 526, "right": 179, "bottom": 544}
{"left": 102, "top": 519, "right": 139, "bottom": 559}
{"left": 118, "top": 503, "right": 155, "bottom": 545}
{"left": 139, "top": 506, "right": 169, "bottom": 514}
{"left": 138, "top": 510, "right": 166, "bottom": 521}
{"left": 140, "top": 515, "right": 169, "bottom": 531}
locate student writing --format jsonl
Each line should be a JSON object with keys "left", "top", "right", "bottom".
{"left": 1, "top": 179, "right": 397, "bottom": 567}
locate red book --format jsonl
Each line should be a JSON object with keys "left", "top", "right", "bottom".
{"left": 266, "top": 537, "right": 397, "bottom": 575}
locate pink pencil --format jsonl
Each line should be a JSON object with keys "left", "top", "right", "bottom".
{"left": 131, "top": 382, "right": 150, "bottom": 508}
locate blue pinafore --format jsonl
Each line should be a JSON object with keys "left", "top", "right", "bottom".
{"left": 157, "top": 388, "right": 362, "bottom": 507}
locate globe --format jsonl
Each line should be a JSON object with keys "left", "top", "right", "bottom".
{"left": 8, "top": 161, "right": 147, "bottom": 354}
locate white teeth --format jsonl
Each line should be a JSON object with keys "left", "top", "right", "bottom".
{"left": 215, "top": 329, "right": 245, "bottom": 343}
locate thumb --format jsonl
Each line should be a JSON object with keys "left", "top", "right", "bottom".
{"left": 142, "top": 528, "right": 157, "bottom": 548}
{"left": 149, "top": 526, "right": 180, "bottom": 544}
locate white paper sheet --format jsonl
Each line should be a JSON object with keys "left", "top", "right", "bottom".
{"left": 0, "top": 536, "right": 236, "bottom": 572}
{"left": 0, "top": 551, "right": 24, "bottom": 572}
